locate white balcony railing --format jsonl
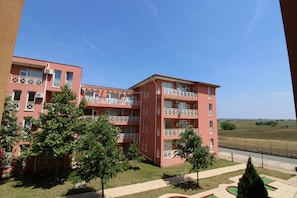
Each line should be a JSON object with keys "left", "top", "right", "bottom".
{"left": 12, "top": 100, "right": 20, "bottom": 110}
{"left": 164, "top": 128, "right": 198, "bottom": 136}
{"left": 164, "top": 88, "right": 197, "bottom": 98}
{"left": 164, "top": 108, "right": 198, "bottom": 116}
{"left": 118, "top": 133, "right": 139, "bottom": 140}
{"left": 163, "top": 149, "right": 177, "bottom": 159}
{"left": 25, "top": 101, "right": 34, "bottom": 111}
{"left": 11, "top": 75, "right": 43, "bottom": 85}
{"left": 84, "top": 96, "right": 140, "bottom": 106}
{"left": 80, "top": 115, "right": 139, "bottom": 123}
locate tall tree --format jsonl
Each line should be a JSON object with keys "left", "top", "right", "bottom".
{"left": 174, "top": 126, "right": 214, "bottom": 188}
{"left": 0, "top": 96, "right": 20, "bottom": 167}
{"left": 28, "top": 85, "right": 86, "bottom": 173}
{"left": 237, "top": 157, "right": 268, "bottom": 198}
{"left": 71, "top": 115, "right": 125, "bottom": 198}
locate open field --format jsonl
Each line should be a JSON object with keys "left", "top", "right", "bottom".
{"left": 218, "top": 120, "right": 297, "bottom": 156}
{"left": 0, "top": 159, "right": 234, "bottom": 198}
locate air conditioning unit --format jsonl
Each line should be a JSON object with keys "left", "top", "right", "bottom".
{"left": 36, "top": 92, "right": 44, "bottom": 98}
{"left": 44, "top": 69, "right": 54, "bottom": 75}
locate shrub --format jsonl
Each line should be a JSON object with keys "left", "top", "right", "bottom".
{"left": 237, "top": 157, "right": 268, "bottom": 198}
{"left": 220, "top": 121, "right": 236, "bottom": 130}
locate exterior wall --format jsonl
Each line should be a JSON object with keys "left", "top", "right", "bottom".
{"left": 3, "top": 56, "right": 82, "bottom": 172}
{"left": 134, "top": 77, "right": 219, "bottom": 167}
{"left": 0, "top": 0, "right": 24, "bottom": 121}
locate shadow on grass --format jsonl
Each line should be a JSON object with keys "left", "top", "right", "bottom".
{"left": 162, "top": 173, "right": 199, "bottom": 191}
{"left": 63, "top": 186, "right": 100, "bottom": 197}
{"left": 12, "top": 170, "right": 71, "bottom": 189}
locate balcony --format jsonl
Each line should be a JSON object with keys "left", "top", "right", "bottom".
{"left": 163, "top": 149, "right": 177, "bottom": 159}
{"left": 118, "top": 133, "right": 139, "bottom": 141}
{"left": 164, "top": 108, "right": 198, "bottom": 117}
{"left": 25, "top": 101, "right": 34, "bottom": 111}
{"left": 84, "top": 96, "right": 140, "bottom": 106}
{"left": 80, "top": 115, "right": 139, "bottom": 124}
{"left": 164, "top": 88, "right": 197, "bottom": 98}
{"left": 12, "top": 100, "right": 20, "bottom": 110}
{"left": 11, "top": 75, "right": 43, "bottom": 85}
{"left": 164, "top": 128, "right": 198, "bottom": 137}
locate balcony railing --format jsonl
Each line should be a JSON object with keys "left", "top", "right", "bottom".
{"left": 118, "top": 133, "right": 139, "bottom": 140}
{"left": 164, "top": 128, "right": 198, "bottom": 136}
{"left": 84, "top": 96, "right": 140, "bottom": 106}
{"left": 164, "top": 108, "right": 198, "bottom": 116}
{"left": 164, "top": 88, "right": 197, "bottom": 98}
{"left": 163, "top": 149, "right": 177, "bottom": 158}
{"left": 12, "top": 100, "right": 20, "bottom": 110}
{"left": 11, "top": 75, "right": 43, "bottom": 85}
{"left": 80, "top": 115, "right": 139, "bottom": 123}
{"left": 25, "top": 101, "right": 34, "bottom": 111}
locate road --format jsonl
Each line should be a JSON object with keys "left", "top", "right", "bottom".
{"left": 219, "top": 147, "right": 297, "bottom": 167}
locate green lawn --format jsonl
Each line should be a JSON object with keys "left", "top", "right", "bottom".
{"left": 0, "top": 158, "right": 234, "bottom": 198}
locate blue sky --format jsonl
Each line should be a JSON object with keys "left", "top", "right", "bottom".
{"left": 14, "top": 0, "right": 295, "bottom": 119}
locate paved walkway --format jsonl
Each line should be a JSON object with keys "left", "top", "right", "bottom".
{"left": 65, "top": 152, "right": 297, "bottom": 198}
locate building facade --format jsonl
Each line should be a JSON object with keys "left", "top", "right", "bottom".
{"left": 3, "top": 56, "right": 219, "bottom": 170}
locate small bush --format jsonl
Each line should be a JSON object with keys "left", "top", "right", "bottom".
{"left": 220, "top": 121, "right": 236, "bottom": 130}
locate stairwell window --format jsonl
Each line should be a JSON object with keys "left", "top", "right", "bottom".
{"left": 208, "top": 87, "right": 212, "bottom": 99}
{"left": 208, "top": 104, "right": 213, "bottom": 116}
{"left": 209, "top": 121, "right": 213, "bottom": 134}
{"left": 53, "top": 70, "right": 61, "bottom": 87}
{"left": 66, "top": 72, "right": 73, "bottom": 88}
{"left": 210, "top": 138, "right": 214, "bottom": 152}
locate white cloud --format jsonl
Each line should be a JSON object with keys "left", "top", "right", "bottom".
{"left": 246, "top": 0, "right": 269, "bottom": 36}
{"left": 272, "top": 91, "right": 293, "bottom": 96}
{"left": 82, "top": 36, "right": 106, "bottom": 57}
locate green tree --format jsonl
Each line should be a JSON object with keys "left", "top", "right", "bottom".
{"left": 174, "top": 126, "right": 214, "bottom": 188}
{"left": 237, "top": 157, "right": 268, "bottom": 198}
{"left": 28, "top": 85, "right": 86, "bottom": 174}
{"left": 127, "top": 142, "right": 145, "bottom": 168}
{"left": 0, "top": 96, "right": 20, "bottom": 167}
{"left": 220, "top": 121, "right": 236, "bottom": 130}
{"left": 70, "top": 115, "right": 125, "bottom": 198}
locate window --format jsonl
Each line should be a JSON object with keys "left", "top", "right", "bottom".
{"left": 208, "top": 104, "right": 213, "bottom": 116}
{"left": 208, "top": 87, "right": 212, "bottom": 99}
{"left": 66, "top": 72, "right": 73, "bottom": 87}
{"left": 25, "top": 92, "right": 35, "bottom": 111}
{"left": 12, "top": 90, "right": 21, "bottom": 110}
{"left": 23, "top": 117, "right": 32, "bottom": 136}
{"left": 209, "top": 121, "right": 213, "bottom": 134}
{"left": 53, "top": 70, "right": 61, "bottom": 87}
{"left": 210, "top": 138, "right": 214, "bottom": 152}
{"left": 18, "top": 68, "right": 42, "bottom": 85}
{"left": 145, "top": 119, "right": 148, "bottom": 133}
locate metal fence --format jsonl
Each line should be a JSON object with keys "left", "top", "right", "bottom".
{"left": 219, "top": 137, "right": 297, "bottom": 158}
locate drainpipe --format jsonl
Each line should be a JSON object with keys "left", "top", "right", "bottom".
{"left": 151, "top": 78, "right": 157, "bottom": 164}
{"left": 41, "top": 63, "right": 50, "bottom": 113}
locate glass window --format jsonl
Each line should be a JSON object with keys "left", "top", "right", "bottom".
{"left": 208, "top": 104, "right": 213, "bottom": 116}
{"left": 27, "top": 92, "right": 35, "bottom": 102}
{"left": 208, "top": 87, "right": 212, "bottom": 99}
{"left": 53, "top": 70, "right": 61, "bottom": 87}
{"left": 209, "top": 121, "right": 213, "bottom": 134}
{"left": 13, "top": 90, "right": 21, "bottom": 101}
{"left": 66, "top": 72, "right": 73, "bottom": 87}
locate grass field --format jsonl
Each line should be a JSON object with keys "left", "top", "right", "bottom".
{"left": 218, "top": 119, "right": 297, "bottom": 156}
{"left": 0, "top": 159, "right": 234, "bottom": 198}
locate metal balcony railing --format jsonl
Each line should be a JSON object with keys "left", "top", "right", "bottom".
{"left": 164, "top": 128, "right": 198, "bottom": 136}
{"left": 11, "top": 75, "right": 43, "bottom": 85}
{"left": 84, "top": 96, "right": 140, "bottom": 106}
{"left": 164, "top": 88, "right": 197, "bottom": 98}
{"left": 164, "top": 108, "right": 198, "bottom": 116}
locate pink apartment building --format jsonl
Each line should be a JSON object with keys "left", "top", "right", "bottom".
{"left": 3, "top": 56, "right": 219, "bottom": 171}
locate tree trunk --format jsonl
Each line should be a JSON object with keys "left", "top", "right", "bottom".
{"left": 196, "top": 171, "right": 200, "bottom": 189}
{"left": 101, "top": 180, "right": 105, "bottom": 198}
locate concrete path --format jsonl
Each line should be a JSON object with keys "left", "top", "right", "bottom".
{"left": 65, "top": 152, "right": 297, "bottom": 198}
